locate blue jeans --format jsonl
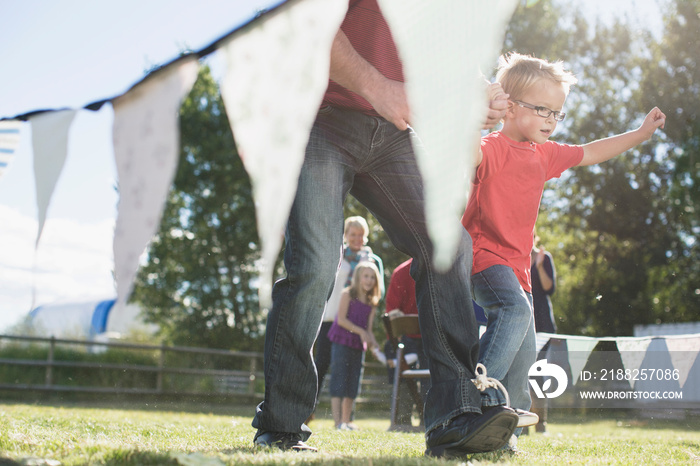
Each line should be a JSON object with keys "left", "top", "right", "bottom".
{"left": 472, "top": 265, "right": 535, "bottom": 415}
{"left": 313, "top": 321, "right": 333, "bottom": 398}
{"left": 329, "top": 342, "right": 365, "bottom": 399}
{"left": 252, "top": 106, "right": 482, "bottom": 438}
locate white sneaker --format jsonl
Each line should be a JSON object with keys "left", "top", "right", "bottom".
{"left": 515, "top": 409, "right": 539, "bottom": 427}
{"left": 472, "top": 363, "right": 538, "bottom": 428}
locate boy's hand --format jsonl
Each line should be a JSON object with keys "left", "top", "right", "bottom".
{"left": 638, "top": 107, "right": 666, "bottom": 140}
{"left": 580, "top": 106, "right": 666, "bottom": 167}
{"left": 483, "top": 82, "right": 509, "bottom": 130}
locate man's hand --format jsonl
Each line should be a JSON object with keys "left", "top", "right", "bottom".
{"left": 482, "top": 82, "right": 508, "bottom": 130}
{"left": 330, "top": 29, "right": 411, "bottom": 131}
{"left": 364, "top": 78, "right": 411, "bottom": 131}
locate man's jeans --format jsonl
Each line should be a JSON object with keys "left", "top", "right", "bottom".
{"left": 252, "top": 106, "right": 482, "bottom": 438}
{"left": 472, "top": 264, "right": 535, "bottom": 416}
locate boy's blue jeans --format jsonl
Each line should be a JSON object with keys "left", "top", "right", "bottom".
{"left": 472, "top": 265, "right": 535, "bottom": 416}
{"left": 252, "top": 106, "right": 482, "bottom": 438}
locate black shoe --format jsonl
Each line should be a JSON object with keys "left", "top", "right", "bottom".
{"left": 425, "top": 406, "right": 518, "bottom": 457}
{"left": 253, "top": 430, "right": 318, "bottom": 452}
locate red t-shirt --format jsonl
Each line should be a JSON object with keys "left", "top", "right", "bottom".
{"left": 386, "top": 259, "right": 418, "bottom": 316}
{"left": 322, "top": 0, "right": 404, "bottom": 117}
{"left": 385, "top": 259, "right": 420, "bottom": 338}
{"left": 461, "top": 132, "right": 584, "bottom": 292}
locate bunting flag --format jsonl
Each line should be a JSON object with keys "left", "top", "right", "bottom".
{"left": 616, "top": 338, "right": 653, "bottom": 388}
{"left": 565, "top": 336, "right": 600, "bottom": 384}
{"left": 664, "top": 335, "right": 700, "bottom": 388}
{"left": 537, "top": 333, "right": 599, "bottom": 385}
{"left": 535, "top": 332, "right": 551, "bottom": 354}
{"left": 29, "top": 109, "right": 78, "bottom": 245}
{"left": 1, "top": 0, "right": 521, "bottom": 318}
{"left": 634, "top": 338, "right": 682, "bottom": 396}
{"left": 111, "top": 56, "right": 199, "bottom": 311}
{"left": 538, "top": 332, "right": 700, "bottom": 391}
{"left": 545, "top": 337, "right": 574, "bottom": 383}
{"left": 0, "top": 120, "right": 22, "bottom": 179}
{"left": 219, "top": 0, "right": 347, "bottom": 307}
{"left": 378, "top": 0, "right": 518, "bottom": 270}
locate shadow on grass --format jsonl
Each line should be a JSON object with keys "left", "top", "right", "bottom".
{"left": 102, "top": 450, "right": 181, "bottom": 466}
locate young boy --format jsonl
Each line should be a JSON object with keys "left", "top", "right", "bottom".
{"left": 462, "top": 52, "right": 665, "bottom": 439}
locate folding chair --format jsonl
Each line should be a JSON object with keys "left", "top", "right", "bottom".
{"left": 382, "top": 313, "right": 430, "bottom": 432}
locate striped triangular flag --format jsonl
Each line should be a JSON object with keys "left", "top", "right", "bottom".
{"left": 0, "top": 120, "right": 22, "bottom": 179}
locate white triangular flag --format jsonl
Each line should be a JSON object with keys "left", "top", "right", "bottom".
{"left": 565, "top": 336, "right": 599, "bottom": 384}
{"left": 536, "top": 332, "right": 554, "bottom": 354}
{"left": 0, "top": 119, "right": 22, "bottom": 179}
{"left": 378, "top": 0, "right": 518, "bottom": 270}
{"left": 664, "top": 335, "right": 700, "bottom": 388}
{"left": 29, "top": 109, "right": 78, "bottom": 245}
{"left": 634, "top": 338, "right": 678, "bottom": 395}
{"left": 112, "top": 57, "right": 199, "bottom": 310}
{"left": 219, "top": 0, "right": 347, "bottom": 307}
{"left": 616, "top": 337, "right": 653, "bottom": 388}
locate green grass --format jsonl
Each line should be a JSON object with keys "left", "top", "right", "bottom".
{"left": 0, "top": 402, "right": 699, "bottom": 465}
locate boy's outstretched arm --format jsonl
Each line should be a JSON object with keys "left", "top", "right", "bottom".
{"left": 578, "top": 107, "right": 666, "bottom": 167}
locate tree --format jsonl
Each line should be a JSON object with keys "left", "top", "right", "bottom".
{"left": 502, "top": 0, "right": 699, "bottom": 335}
{"left": 133, "top": 0, "right": 699, "bottom": 347}
{"left": 639, "top": 0, "right": 700, "bottom": 324}
{"left": 131, "top": 65, "right": 411, "bottom": 350}
{"left": 131, "top": 65, "right": 264, "bottom": 351}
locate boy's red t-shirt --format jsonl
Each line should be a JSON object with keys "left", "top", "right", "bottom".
{"left": 461, "top": 131, "right": 584, "bottom": 292}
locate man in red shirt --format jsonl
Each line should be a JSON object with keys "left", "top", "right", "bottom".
{"left": 384, "top": 259, "right": 424, "bottom": 425}
{"left": 253, "top": 0, "right": 517, "bottom": 456}
{"left": 385, "top": 259, "right": 418, "bottom": 318}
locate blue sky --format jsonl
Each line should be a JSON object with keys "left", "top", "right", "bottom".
{"left": 0, "top": 0, "right": 663, "bottom": 333}
{"left": 0, "top": 0, "right": 281, "bottom": 332}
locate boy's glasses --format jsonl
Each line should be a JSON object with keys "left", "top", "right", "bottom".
{"left": 514, "top": 100, "right": 566, "bottom": 121}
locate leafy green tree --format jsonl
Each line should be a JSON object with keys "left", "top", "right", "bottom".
{"left": 502, "top": 0, "right": 699, "bottom": 335}
{"left": 131, "top": 66, "right": 263, "bottom": 351}
{"left": 639, "top": 0, "right": 700, "bottom": 324}
{"left": 133, "top": 0, "right": 699, "bottom": 347}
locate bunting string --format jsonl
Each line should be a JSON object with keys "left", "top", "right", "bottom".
{"left": 537, "top": 332, "right": 700, "bottom": 398}
{"left": 0, "top": 0, "right": 524, "bottom": 313}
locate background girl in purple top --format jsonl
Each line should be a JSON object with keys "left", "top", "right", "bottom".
{"left": 327, "top": 261, "right": 381, "bottom": 430}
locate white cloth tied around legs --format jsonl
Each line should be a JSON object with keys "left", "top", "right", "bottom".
{"left": 471, "top": 362, "right": 511, "bottom": 408}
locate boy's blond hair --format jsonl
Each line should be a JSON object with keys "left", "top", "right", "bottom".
{"left": 344, "top": 216, "right": 369, "bottom": 245}
{"left": 496, "top": 52, "right": 577, "bottom": 100}
{"left": 349, "top": 261, "right": 382, "bottom": 306}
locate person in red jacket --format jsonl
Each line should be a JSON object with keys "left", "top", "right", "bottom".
{"left": 383, "top": 259, "right": 425, "bottom": 425}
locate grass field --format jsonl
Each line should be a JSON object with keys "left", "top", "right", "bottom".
{"left": 1, "top": 401, "right": 699, "bottom": 465}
